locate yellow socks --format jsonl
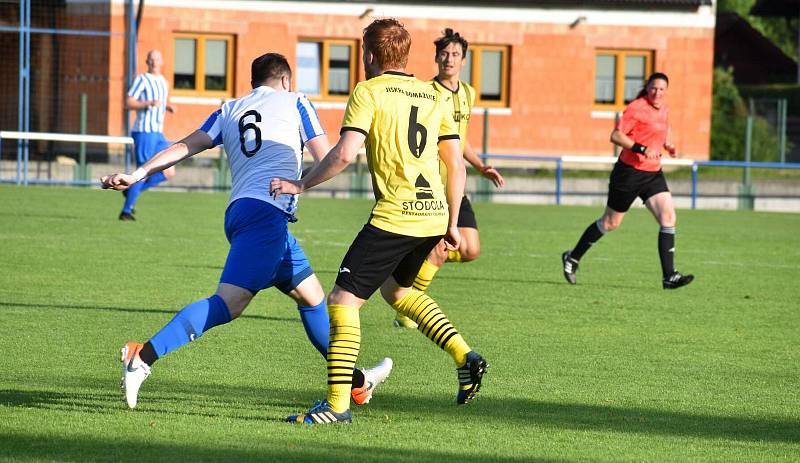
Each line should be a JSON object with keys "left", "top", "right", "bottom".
{"left": 446, "top": 250, "right": 462, "bottom": 263}
{"left": 412, "top": 259, "right": 440, "bottom": 292}
{"left": 392, "top": 289, "right": 471, "bottom": 366}
{"left": 326, "top": 304, "right": 360, "bottom": 413}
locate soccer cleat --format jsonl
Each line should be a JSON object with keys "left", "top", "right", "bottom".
{"left": 663, "top": 271, "right": 694, "bottom": 290}
{"left": 286, "top": 400, "right": 352, "bottom": 425}
{"left": 392, "top": 314, "right": 418, "bottom": 329}
{"left": 561, "top": 251, "right": 578, "bottom": 285}
{"left": 351, "top": 357, "right": 393, "bottom": 405}
{"left": 118, "top": 212, "right": 135, "bottom": 221}
{"left": 120, "top": 341, "right": 151, "bottom": 409}
{"left": 456, "top": 351, "right": 489, "bottom": 405}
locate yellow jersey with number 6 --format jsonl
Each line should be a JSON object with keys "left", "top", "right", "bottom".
{"left": 341, "top": 71, "right": 459, "bottom": 237}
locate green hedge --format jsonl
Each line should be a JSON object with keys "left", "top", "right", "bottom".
{"left": 711, "top": 68, "right": 785, "bottom": 162}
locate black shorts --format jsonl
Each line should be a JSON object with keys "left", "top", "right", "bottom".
{"left": 456, "top": 195, "right": 478, "bottom": 229}
{"left": 335, "top": 223, "right": 442, "bottom": 300}
{"left": 607, "top": 161, "right": 670, "bottom": 213}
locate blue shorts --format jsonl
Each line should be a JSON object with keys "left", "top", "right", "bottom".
{"left": 220, "top": 198, "right": 314, "bottom": 295}
{"left": 132, "top": 132, "right": 170, "bottom": 166}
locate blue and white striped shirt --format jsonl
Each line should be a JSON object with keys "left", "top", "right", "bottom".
{"left": 199, "top": 87, "right": 325, "bottom": 215}
{"left": 128, "top": 73, "right": 169, "bottom": 133}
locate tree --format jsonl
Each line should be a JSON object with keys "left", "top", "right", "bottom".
{"left": 717, "top": 0, "right": 798, "bottom": 61}
{"left": 711, "top": 67, "right": 781, "bottom": 162}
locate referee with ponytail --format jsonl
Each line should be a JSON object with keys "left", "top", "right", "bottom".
{"left": 561, "top": 72, "right": 694, "bottom": 289}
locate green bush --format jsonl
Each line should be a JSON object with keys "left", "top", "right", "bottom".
{"left": 711, "top": 67, "right": 782, "bottom": 162}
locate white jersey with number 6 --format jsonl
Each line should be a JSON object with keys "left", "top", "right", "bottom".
{"left": 199, "top": 86, "right": 324, "bottom": 216}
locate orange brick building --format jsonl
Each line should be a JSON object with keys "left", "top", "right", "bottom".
{"left": 9, "top": 0, "right": 718, "bottom": 160}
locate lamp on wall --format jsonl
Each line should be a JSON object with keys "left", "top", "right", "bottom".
{"left": 359, "top": 8, "right": 374, "bottom": 19}
{"left": 570, "top": 16, "right": 587, "bottom": 28}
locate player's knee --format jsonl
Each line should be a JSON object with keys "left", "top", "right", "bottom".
{"left": 660, "top": 212, "right": 676, "bottom": 228}
{"left": 216, "top": 285, "right": 253, "bottom": 319}
{"left": 603, "top": 217, "right": 621, "bottom": 232}
{"left": 164, "top": 166, "right": 176, "bottom": 178}
{"left": 460, "top": 246, "right": 480, "bottom": 262}
{"left": 428, "top": 242, "right": 448, "bottom": 267}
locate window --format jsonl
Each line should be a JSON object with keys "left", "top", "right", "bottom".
{"left": 172, "top": 33, "right": 234, "bottom": 97}
{"left": 459, "top": 45, "right": 510, "bottom": 107}
{"left": 296, "top": 39, "right": 358, "bottom": 100}
{"left": 594, "top": 49, "right": 653, "bottom": 109}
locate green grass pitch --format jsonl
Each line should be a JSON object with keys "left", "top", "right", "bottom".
{"left": 1, "top": 185, "right": 798, "bottom": 462}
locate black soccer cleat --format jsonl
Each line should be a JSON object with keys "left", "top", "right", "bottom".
{"left": 457, "top": 351, "right": 488, "bottom": 405}
{"left": 561, "top": 251, "right": 578, "bottom": 285}
{"left": 663, "top": 271, "right": 694, "bottom": 290}
{"left": 118, "top": 212, "right": 136, "bottom": 221}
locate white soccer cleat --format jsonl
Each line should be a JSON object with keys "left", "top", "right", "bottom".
{"left": 351, "top": 357, "right": 393, "bottom": 406}
{"left": 120, "top": 341, "right": 151, "bottom": 409}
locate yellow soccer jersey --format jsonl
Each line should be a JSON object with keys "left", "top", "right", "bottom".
{"left": 341, "top": 71, "right": 459, "bottom": 237}
{"left": 430, "top": 78, "right": 475, "bottom": 143}
{"left": 431, "top": 78, "right": 474, "bottom": 186}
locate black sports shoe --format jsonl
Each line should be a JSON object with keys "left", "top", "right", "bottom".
{"left": 561, "top": 251, "right": 578, "bottom": 285}
{"left": 663, "top": 271, "right": 694, "bottom": 289}
{"left": 457, "top": 351, "right": 488, "bottom": 405}
{"left": 118, "top": 212, "right": 136, "bottom": 221}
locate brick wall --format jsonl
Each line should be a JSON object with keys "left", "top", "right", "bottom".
{"left": 112, "top": 5, "right": 714, "bottom": 159}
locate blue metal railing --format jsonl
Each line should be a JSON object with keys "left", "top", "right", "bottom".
{"left": 480, "top": 153, "right": 800, "bottom": 209}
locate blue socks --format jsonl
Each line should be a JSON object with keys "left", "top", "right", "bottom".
{"left": 142, "top": 171, "right": 167, "bottom": 191}
{"left": 122, "top": 181, "right": 144, "bottom": 214}
{"left": 149, "top": 294, "right": 232, "bottom": 358}
{"left": 121, "top": 172, "right": 167, "bottom": 214}
{"left": 298, "top": 300, "right": 330, "bottom": 358}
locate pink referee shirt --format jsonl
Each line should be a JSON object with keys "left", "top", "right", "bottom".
{"left": 616, "top": 97, "right": 669, "bottom": 172}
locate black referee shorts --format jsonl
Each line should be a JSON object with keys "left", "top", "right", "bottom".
{"left": 607, "top": 161, "right": 670, "bottom": 213}
{"left": 335, "top": 223, "right": 442, "bottom": 300}
{"left": 456, "top": 195, "right": 478, "bottom": 229}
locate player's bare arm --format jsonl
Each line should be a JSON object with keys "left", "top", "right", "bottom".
{"left": 301, "top": 134, "right": 333, "bottom": 177}
{"left": 271, "top": 130, "right": 364, "bottom": 198}
{"left": 438, "top": 137, "right": 466, "bottom": 250}
{"left": 101, "top": 130, "right": 213, "bottom": 190}
{"left": 664, "top": 126, "right": 676, "bottom": 157}
{"left": 611, "top": 128, "right": 660, "bottom": 159}
{"left": 463, "top": 139, "right": 505, "bottom": 188}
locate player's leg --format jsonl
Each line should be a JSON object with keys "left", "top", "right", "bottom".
{"left": 382, "top": 237, "right": 488, "bottom": 405}
{"left": 456, "top": 226, "right": 480, "bottom": 262}
{"left": 120, "top": 132, "right": 151, "bottom": 219}
{"left": 275, "top": 234, "right": 392, "bottom": 405}
{"left": 121, "top": 282, "right": 248, "bottom": 409}
{"left": 141, "top": 134, "right": 173, "bottom": 191}
{"left": 394, "top": 240, "right": 445, "bottom": 328}
{"left": 121, "top": 198, "right": 285, "bottom": 408}
{"left": 644, "top": 188, "right": 694, "bottom": 289}
{"left": 447, "top": 196, "right": 480, "bottom": 262}
{"left": 288, "top": 225, "right": 414, "bottom": 423}
{"left": 563, "top": 164, "right": 634, "bottom": 284}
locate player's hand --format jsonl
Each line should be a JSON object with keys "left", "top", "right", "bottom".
{"left": 100, "top": 173, "right": 135, "bottom": 190}
{"left": 644, "top": 146, "right": 661, "bottom": 159}
{"left": 481, "top": 165, "right": 505, "bottom": 188}
{"left": 443, "top": 226, "right": 461, "bottom": 251}
{"left": 664, "top": 143, "right": 677, "bottom": 158}
{"left": 270, "top": 178, "right": 303, "bottom": 199}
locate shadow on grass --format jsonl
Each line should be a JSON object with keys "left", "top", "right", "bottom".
{"left": 314, "top": 269, "right": 648, "bottom": 290}
{"left": 0, "top": 301, "right": 296, "bottom": 323}
{"left": 0, "top": 432, "right": 554, "bottom": 463}
{"left": 3, "top": 379, "right": 798, "bottom": 445}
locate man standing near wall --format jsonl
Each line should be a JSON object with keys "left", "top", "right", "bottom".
{"left": 119, "top": 49, "right": 176, "bottom": 221}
